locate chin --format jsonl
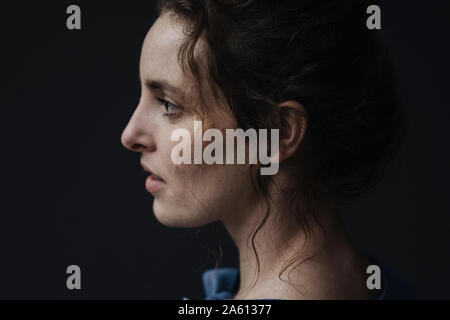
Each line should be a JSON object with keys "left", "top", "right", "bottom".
{"left": 152, "top": 199, "right": 214, "bottom": 228}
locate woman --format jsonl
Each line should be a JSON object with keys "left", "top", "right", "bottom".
{"left": 121, "top": 0, "right": 415, "bottom": 299}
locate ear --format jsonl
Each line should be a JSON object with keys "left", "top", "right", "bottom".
{"left": 273, "top": 100, "right": 308, "bottom": 163}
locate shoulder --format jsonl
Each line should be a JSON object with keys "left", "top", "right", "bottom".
{"left": 185, "top": 263, "right": 419, "bottom": 300}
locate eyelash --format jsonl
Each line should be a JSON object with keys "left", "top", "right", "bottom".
{"left": 156, "top": 98, "right": 181, "bottom": 117}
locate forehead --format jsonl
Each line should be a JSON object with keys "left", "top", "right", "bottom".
{"left": 139, "top": 12, "right": 230, "bottom": 119}
{"left": 140, "top": 13, "right": 187, "bottom": 89}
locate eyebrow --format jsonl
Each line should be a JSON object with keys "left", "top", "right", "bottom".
{"left": 140, "top": 75, "right": 185, "bottom": 100}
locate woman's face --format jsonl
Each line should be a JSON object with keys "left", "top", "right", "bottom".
{"left": 121, "top": 12, "right": 259, "bottom": 228}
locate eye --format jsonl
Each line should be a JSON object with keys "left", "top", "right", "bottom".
{"left": 156, "top": 98, "right": 181, "bottom": 117}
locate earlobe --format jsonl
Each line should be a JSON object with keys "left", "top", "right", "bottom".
{"left": 276, "top": 100, "right": 308, "bottom": 163}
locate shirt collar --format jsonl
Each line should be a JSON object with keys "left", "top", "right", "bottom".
{"left": 202, "top": 267, "right": 239, "bottom": 300}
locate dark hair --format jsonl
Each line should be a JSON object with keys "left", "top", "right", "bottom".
{"left": 156, "top": 0, "right": 406, "bottom": 291}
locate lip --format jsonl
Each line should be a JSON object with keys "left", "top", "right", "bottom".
{"left": 145, "top": 174, "right": 166, "bottom": 194}
{"left": 141, "top": 161, "right": 166, "bottom": 194}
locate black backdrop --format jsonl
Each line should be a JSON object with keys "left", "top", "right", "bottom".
{"left": 1, "top": 1, "right": 449, "bottom": 299}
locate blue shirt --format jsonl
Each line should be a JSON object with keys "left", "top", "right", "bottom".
{"left": 183, "top": 264, "right": 418, "bottom": 300}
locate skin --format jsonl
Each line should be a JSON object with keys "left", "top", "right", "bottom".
{"left": 121, "top": 12, "right": 381, "bottom": 300}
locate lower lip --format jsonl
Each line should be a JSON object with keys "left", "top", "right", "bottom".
{"left": 145, "top": 175, "right": 166, "bottom": 193}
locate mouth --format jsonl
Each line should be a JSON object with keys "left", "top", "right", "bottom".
{"left": 150, "top": 174, "right": 163, "bottom": 181}
{"left": 141, "top": 162, "right": 165, "bottom": 182}
{"left": 141, "top": 161, "right": 166, "bottom": 194}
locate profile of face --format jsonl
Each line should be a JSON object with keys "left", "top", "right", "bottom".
{"left": 121, "top": 12, "right": 260, "bottom": 228}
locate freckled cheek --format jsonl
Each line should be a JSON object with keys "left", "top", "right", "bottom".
{"left": 159, "top": 139, "right": 198, "bottom": 182}
{"left": 160, "top": 128, "right": 250, "bottom": 193}
{"left": 167, "top": 161, "right": 226, "bottom": 200}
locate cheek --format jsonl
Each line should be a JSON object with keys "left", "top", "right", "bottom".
{"left": 172, "top": 162, "right": 257, "bottom": 220}
{"left": 154, "top": 116, "right": 259, "bottom": 225}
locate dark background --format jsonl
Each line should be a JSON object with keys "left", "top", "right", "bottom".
{"left": 1, "top": 1, "right": 449, "bottom": 299}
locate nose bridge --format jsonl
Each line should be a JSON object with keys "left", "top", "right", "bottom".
{"left": 121, "top": 103, "right": 155, "bottom": 152}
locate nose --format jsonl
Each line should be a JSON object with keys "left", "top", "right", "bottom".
{"left": 121, "top": 107, "right": 156, "bottom": 153}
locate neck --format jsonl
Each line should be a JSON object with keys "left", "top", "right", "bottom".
{"left": 221, "top": 176, "right": 377, "bottom": 300}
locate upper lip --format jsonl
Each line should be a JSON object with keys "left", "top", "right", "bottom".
{"left": 140, "top": 161, "right": 165, "bottom": 181}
